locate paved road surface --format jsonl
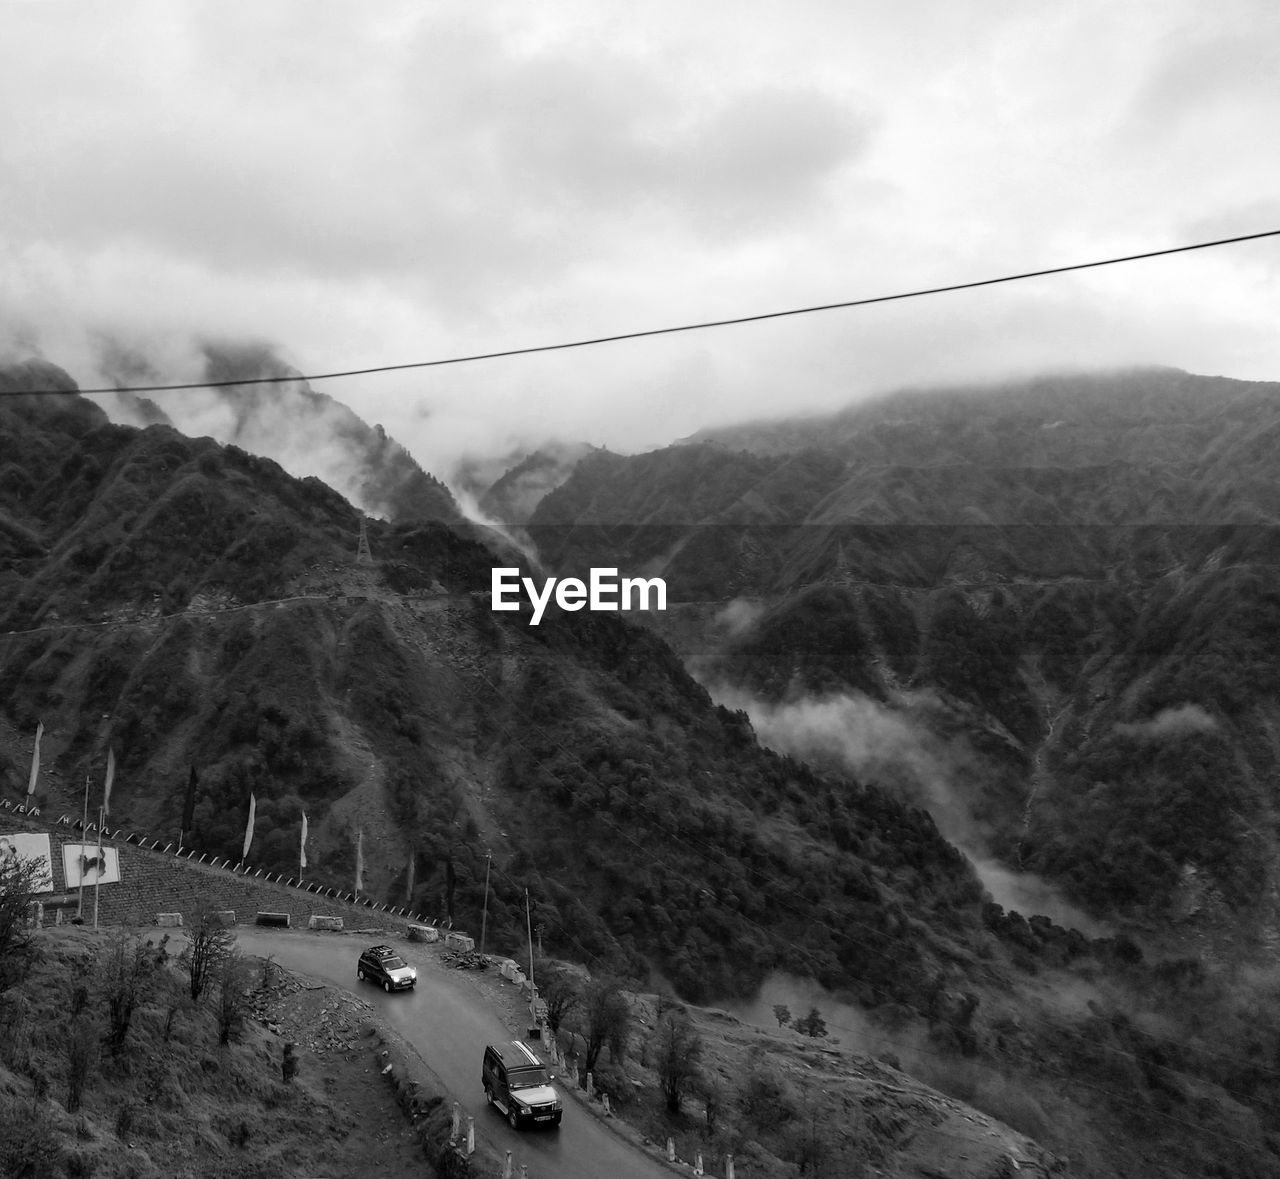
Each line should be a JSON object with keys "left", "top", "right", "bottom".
{"left": 234, "top": 929, "right": 674, "bottom": 1179}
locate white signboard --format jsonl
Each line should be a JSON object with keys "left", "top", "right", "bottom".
{"left": 62, "top": 844, "right": 121, "bottom": 888}
{"left": 0, "top": 832, "right": 55, "bottom": 893}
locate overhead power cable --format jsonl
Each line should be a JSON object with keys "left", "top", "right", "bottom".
{"left": 1, "top": 228, "right": 1277, "bottom": 398}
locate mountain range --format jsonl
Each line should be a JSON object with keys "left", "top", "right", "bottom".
{"left": 4, "top": 357, "right": 1280, "bottom": 1176}
{"left": 510, "top": 367, "right": 1280, "bottom": 950}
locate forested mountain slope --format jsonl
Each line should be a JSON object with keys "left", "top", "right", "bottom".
{"left": 0, "top": 365, "right": 981, "bottom": 1007}
{"left": 516, "top": 368, "right": 1280, "bottom": 944}
{"left": 6, "top": 364, "right": 1280, "bottom": 1175}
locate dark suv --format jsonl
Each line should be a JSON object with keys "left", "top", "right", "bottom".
{"left": 356, "top": 944, "right": 417, "bottom": 992}
{"left": 481, "top": 1041, "right": 563, "bottom": 1129}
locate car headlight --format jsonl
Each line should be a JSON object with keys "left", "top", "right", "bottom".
{"left": 409, "top": 967, "right": 417, "bottom": 978}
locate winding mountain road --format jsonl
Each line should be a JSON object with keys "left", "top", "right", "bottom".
{"left": 234, "top": 929, "right": 674, "bottom": 1179}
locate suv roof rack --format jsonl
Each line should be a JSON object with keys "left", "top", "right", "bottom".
{"left": 489, "top": 1040, "right": 543, "bottom": 1068}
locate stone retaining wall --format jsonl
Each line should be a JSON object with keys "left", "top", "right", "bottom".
{"left": 0, "top": 800, "right": 434, "bottom": 931}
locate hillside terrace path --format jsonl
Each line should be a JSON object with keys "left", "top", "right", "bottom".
{"left": 234, "top": 927, "right": 676, "bottom": 1179}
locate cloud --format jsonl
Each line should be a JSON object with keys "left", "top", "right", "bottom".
{"left": 715, "top": 687, "right": 974, "bottom": 834}
{"left": 968, "top": 856, "right": 1105, "bottom": 937}
{"left": 713, "top": 598, "right": 766, "bottom": 638}
{"left": 0, "top": 0, "right": 1277, "bottom": 482}
{"left": 1114, "top": 704, "right": 1219, "bottom": 741}
{"left": 711, "top": 684, "right": 1103, "bottom": 933}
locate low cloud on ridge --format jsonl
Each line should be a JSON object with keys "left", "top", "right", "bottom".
{"left": 713, "top": 684, "right": 1104, "bottom": 933}
{"left": 1114, "top": 703, "right": 1218, "bottom": 740}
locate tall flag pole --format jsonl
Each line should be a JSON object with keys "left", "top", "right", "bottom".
{"left": 299, "top": 811, "right": 308, "bottom": 875}
{"left": 93, "top": 747, "right": 114, "bottom": 929}
{"left": 181, "top": 765, "right": 198, "bottom": 849}
{"left": 77, "top": 771, "right": 90, "bottom": 919}
{"left": 354, "top": 828, "right": 364, "bottom": 894}
{"left": 241, "top": 792, "right": 256, "bottom": 863}
{"left": 93, "top": 803, "right": 104, "bottom": 929}
{"left": 26, "top": 721, "right": 43, "bottom": 801}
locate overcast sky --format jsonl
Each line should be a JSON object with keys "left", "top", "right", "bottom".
{"left": 2, "top": 0, "right": 1279, "bottom": 479}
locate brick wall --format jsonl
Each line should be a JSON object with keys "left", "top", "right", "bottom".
{"left": 1, "top": 800, "right": 435, "bottom": 932}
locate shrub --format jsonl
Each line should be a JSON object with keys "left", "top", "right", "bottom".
{"left": 738, "top": 1050, "right": 796, "bottom": 1126}
{"left": 0, "top": 1098, "right": 62, "bottom": 1179}
{"left": 63, "top": 1013, "right": 101, "bottom": 1114}
{"left": 215, "top": 950, "right": 255, "bottom": 1046}
{"left": 98, "top": 929, "right": 159, "bottom": 1054}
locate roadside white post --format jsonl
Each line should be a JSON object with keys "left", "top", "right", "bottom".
{"left": 502, "top": 1150, "right": 513, "bottom": 1179}
{"left": 667, "top": 1137, "right": 676, "bottom": 1162}
{"left": 465, "top": 1116, "right": 475, "bottom": 1156}
{"left": 725, "top": 1154, "right": 735, "bottom": 1179}
{"left": 586, "top": 1070, "right": 594, "bottom": 1099}
{"left": 450, "top": 1102, "right": 461, "bottom": 1142}
{"left": 520, "top": 1167, "right": 529, "bottom": 1179}
{"left": 602, "top": 1093, "right": 611, "bottom": 1116}
{"left": 695, "top": 1153, "right": 704, "bottom": 1175}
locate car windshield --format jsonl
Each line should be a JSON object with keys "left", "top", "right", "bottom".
{"left": 382, "top": 956, "right": 407, "bottom": 970}
{"left": 509, "top": 1067, "right": 549, "bottom": 1089}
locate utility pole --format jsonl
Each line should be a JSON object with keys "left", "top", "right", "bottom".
{"left": 525, "top": 888, "right": 537, "bottom": 1033}
{"left": 356, "top": 517, "right": 373, "bottom": 565}
{"left": 479, "top": 853, "right": 492, "bottom": 956}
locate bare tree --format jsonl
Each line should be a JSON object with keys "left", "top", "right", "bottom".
{"left": 535, "top": 958, "right": 581, "bottom": 1035}
{"left": 98, "top": 929, "right": 158, "bottom": 1054}
{"left": 63, "top": 1012, "right": 101, "bottom": 1114}
{"left": 158, "top": 968, "right": 195, "bottom": 1042}
{"left": 653, "top": 1012, "right": 703, "bottom": 1113}
{"left": 699, "top": 1069, "right": 723, "bottom": 1134}
{"left": 0, "top": 853, "right": 48, "bottom": 976}
{"left": 184, "top": 907, "right": 235, "bottom": 1002}
{"left": 215, "top": 949, "right": 255, "bottom": 1046}
{"left": 572, "top": 976, "right": 631, "bottom": 1083}
{"left": 792, "top": 1081, "right": 833, "bottom": 1177}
